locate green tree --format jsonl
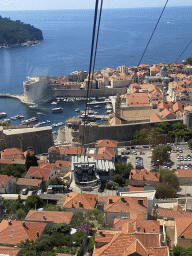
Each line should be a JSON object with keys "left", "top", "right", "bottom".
{"left": 106, "top": 180, "right": 118, "bottom": 190}
{"left": 133, "top": 128, "right": 150, "bottom": 144}
{"left": 185, "top": 57, "right": 192, "bottom": 65}
{"left": 172, "top": 244, "right": 186, "bottom": 256}
{"left": 43, "top": 204, "right": 62, "bottom": 211}
{"left": 48, "top": 177, "right": 65, "bottom": 185}
{"left": 25, "top": 153, "right": 38, "bottom": 171}
{"left": 154, "top": 122, "right": 171, "bottom": 134}
{"left": 160, "top": 170, "right": 179, "bottom": 189}
{"left": 156, "top": 183, "right": 177, "bottom": 198}
{"left": 188, "top": 138, "right": 192, "bottom": 148}
{"left": 87, "top": 232, "right": 96, "bottom": 252}
{"left": 115, "top": 162, "right": 133, "bottom": 179}
{"left": 152, "top": 145, "right": 169, "bottom": 165}
{"left": 25, "top": 195, "right": 44, "bottom": 210}
{"left": 170, "top": 122, "right": 188, "bottom": 141}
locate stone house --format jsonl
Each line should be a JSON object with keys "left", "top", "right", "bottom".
{"left": 0, "top": 174, "right": 16, "bottom": 194}
{"left": 16, "top": 178, "right": 43, "bottom": 193}
{"left": 62, "top": 193, "right": 98, "bottom": 214}
{"left": 175, "top": 169, "right": 192, "bottom": 185}
{"left": 98, "top": 196, "right": 148, "bottom": 227}
{"left": 0, "top": 220, "right": 47, "bottom": 246}
{"left": 175, "top": 218, "right": 192, "bottom": 248}
{"left": 129, "top": 169, "right": 159, "bottom": 187}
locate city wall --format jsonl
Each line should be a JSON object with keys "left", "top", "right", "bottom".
{"left": 53, "top": 87, "right": 127, "bottom": 98}
{"left": 0, "top": 127, "right": 54, "bottom": 154}
{"left": 78, "top": 119, "right": 183, "bottom": 144}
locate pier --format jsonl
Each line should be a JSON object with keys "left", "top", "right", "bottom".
{"left": 0, "top": 93, "right": 25, "bottom": 102}
{"left": 87, "top": 100, "right": 112, "bottom": 105}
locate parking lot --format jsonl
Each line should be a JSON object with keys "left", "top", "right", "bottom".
{"left": 119, "top": 143, "right": 192, "bottom": 171}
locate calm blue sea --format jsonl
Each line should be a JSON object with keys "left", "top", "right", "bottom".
{"left": 0, "top": 6, "right": 191, "bottom": 129}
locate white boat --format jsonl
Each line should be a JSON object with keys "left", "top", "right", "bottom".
{"left": 94, "top": 105, "right": 101, "bottom": 108}
{"left": 37, "top": 112, "right": 44, "bottom": 115}
{"left": 51, "top": 101, "right": 57, "bottom": 105}
{"left": 52, "top": 107, "right": 63, "bottom": 113}
{"left": 47, "top": 120, "right": 51, "bottom": 123}
{"left": 29, "top": 104, "right": 40, "bottom": 109}
{"left": 0, "top": 112, "right": 7, "bottom": 118}
{"left": 11, "top": 117, "right": 17, "bottom": 120}
{"left": 75, "top": 108, "right": 80, "bottom": 112}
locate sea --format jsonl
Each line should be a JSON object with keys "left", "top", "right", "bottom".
{"left": 0, "top": 6, "right": 192, "bottom": 131}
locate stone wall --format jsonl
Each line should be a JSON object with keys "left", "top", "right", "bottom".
{"left": 53, "top": 87, "right": 127, "bottom": 98}
{"left": 78, "top": 119, "right": 183, "bottom": 144}
{"left": 0, "top": 127, "right": 54, "bottom": 154}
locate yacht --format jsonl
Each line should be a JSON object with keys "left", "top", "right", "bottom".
{"left": 52, "top": 107, "right": 63, "bottom": 113}
{"left": 0, "top": 112, "right": 7, "bottom": 118}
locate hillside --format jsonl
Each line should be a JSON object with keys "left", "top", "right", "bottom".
{"left": 0, "top": 16, "right": 43, "bottom": 46}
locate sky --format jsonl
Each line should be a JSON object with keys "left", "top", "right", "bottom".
{"left": 0, "top": 0, "right": 191, "bottom": 11}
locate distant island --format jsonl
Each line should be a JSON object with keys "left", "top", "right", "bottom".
{"left": 0, "top": 16, "right": 43, "bottom": 48}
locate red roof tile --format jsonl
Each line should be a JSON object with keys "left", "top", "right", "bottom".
{"left": 99, "top": 196, "right": 147, "bottom": 215}
{"left": 0, "top": 246, "right": 20, "bottom": 256}
{"left": 175, "top": 169, "right": 192, "bottom": 178}
{"left": 130, "top": 169, "right": 159, "bottom": 182}
{"left": 25, "top": 210, "right": 73, "bottom": 224}
{"left": 63, "top": 193, "right": 98, "bottom": 209}
{"left": 1, "top": 148, "right": 23, "bottom": 159}
{"left": 96, "top": 140, "right": 117, "bottom": 148}
{"left": 25, "top": 165, "right": 55, "bottom": 181}
{"left": 17, "top": 178, "right": 42, "bottom": 186}
{"left": 0, "top": 220, "right": 46, "bottom": 245}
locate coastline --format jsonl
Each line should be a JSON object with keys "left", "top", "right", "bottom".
{"left": 0, "top": 40, "right": 40, "bottom": 49}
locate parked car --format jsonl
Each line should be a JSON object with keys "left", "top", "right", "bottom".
{"left": 32, "top": 190, "right": 38, "bottom": 195}
{"left": 37, "top": 189, "right": 43, "bottom": 195}
{"left": 21, "top": 188, "right": 28, "bottom": 195}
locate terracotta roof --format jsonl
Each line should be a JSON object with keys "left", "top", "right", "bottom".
{"left": 96, "top": 140, "right": 117, "bottom": 148}
{"left": 25, "top": 210, "right": 73, "bottom": 224}
{"left": 1, "top": 148, "right": 23, "bottom": 159}
{"left": 128, "top": 185, "right": 144, "bottom": 192}
{"left": 25, "top": 166, "right": 55, "bottom": 181}
{"left": 0, "top": 220, "right": 46, "bottom": 245}
{"left": 0, "top": 246, "right": 20, "bottom": 256}
{"left": 0, "top": 159, "right": 14, "bottom": 165}
{"left": 150, "top": 113, "right": 163, "bottom": 122}
{"left": 17, "top": 178, "right": 42, "bottom": 186}
{"left": 109, "top": 116, "right": 121, "bottom": 125}
{"left": 49, "top": 146, "right": 83, "bottom": 155}
{"left": 175, "top": 169, "right": 192, "bottom": 178}
{"left": 54, "top": 160, "right": 71, "bottom": 168}
{"left": 99, "top": 196, "right": 147, "bottom": 214}
{"left": 0, "top": 174, "right": 14, "bottom": 188}
{"left": 173, "top": 102, "right": 183, "bottom": 112}
{"left": 130, "top": 169, "right": 159, "bottom": 182}
{"left": 147, "top": 247, "right": 169, "bottom": 256}
{"left": 126, "top": 92, "right": 150, "bottom": 106}
{"left": 175, "top": 218, "right": 192, "bottom": 239}
{"left": 113, "top": 218, "right": 160, "bottom": 234}
{"left": 184, "top": 105, "right": 192, "bottom": 111}
{"left": 160, "top": 108, "right": 176, "bottom": 118}
{"left": 93, "top": 232, "right": 162, "bottom": 256}
{"left": 62, "top": 193, "right": 98, "bottom": 209}
{"left": 152, "top": 207, "right": 192, "bottom": 219}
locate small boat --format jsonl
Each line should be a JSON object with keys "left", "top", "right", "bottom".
{"left": 106, "top": 109, "right": 112, "bottom": 114}
{"left": 11, "top": 117, "right": 17, "bottom": 120}
{"left": 51, "top": 101, "right": 57, "bottom": 105}
{"left": 37, "top": 112, "right": 44, "bottom": 115}
{"left": 52, "top": 107, "right": 63, "bottom": 113}
{"left": 47, "top": 120, "right": 51, "bottom": 123}
{"left": 0, "top": 112, "right": 7, "bottom": 118}
{"left": 94, "top": 105, "right": 101, "bottom": 108}
{"left": 29, "top": 104, "right": 40, "bottom": 109}
{"left": 75, "top": 108, "right": 80, "bottom": 112}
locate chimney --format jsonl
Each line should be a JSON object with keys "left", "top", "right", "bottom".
{"left": 43, "top": 215, "right": 46, "bottom": 220}
{"left": 37, "top": 231, "right": 39, "bottom": 237}
{"left": 8, "top": 220, "right": 11, "bottom": 225}
{"left": 121, "top": 197, "right": 126, "bottom": 203}
{"left": 137, "top": 227, "right": 141, "bottom": 232}
{"left": 79, "top": 201, "right": 83, "bottom": 208}
{"left": 138, "top": 199, "right": 144, "bottom": 206}
{"left": 23, "top": 221, "right": 26, "bottom": 227}
{"left": 109, "top": 198, "right": 113, "bottom": 204}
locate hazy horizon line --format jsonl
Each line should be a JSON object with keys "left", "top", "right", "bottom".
{"left": 0, "top": 4, "right": 191, "bottom": 12}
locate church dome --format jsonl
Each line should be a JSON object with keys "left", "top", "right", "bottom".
{"left": 181, "top": 88, "right": 188, "bottom": 94}
{"left": 161, "top": 65, "right": 167, "bottom": 71}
